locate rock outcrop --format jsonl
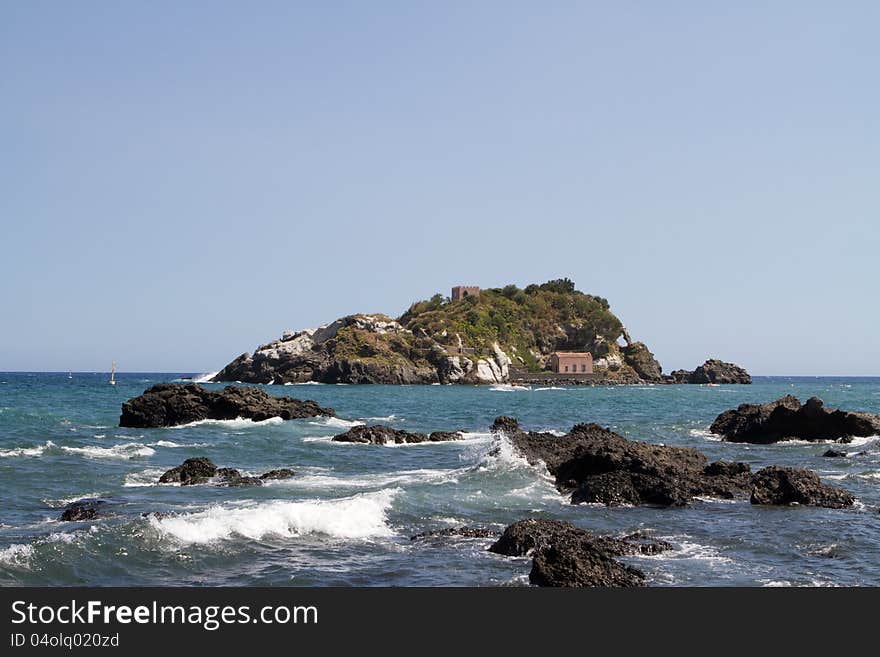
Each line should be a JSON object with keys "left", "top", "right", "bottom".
{"left": 331, "top": 425, "right": 462, "bottom": 445}
{"left": 410, "top": 527, "right": 498, "bottom": 540}
{"left": 119, "top": 383, "right": 334, "bottom": 428}
{"left": 59, "top": 499, "right": 109, "bottom": 522}
{"left": 750, "top": 466, "right": 855, "bottom": 508}
{"left": 621, "top": 342, "right": 663, "bottom": 382}
{"left": 488, "top": 519, "right": 670, "bottom": 587}
{"left": 501, "top": 418, "right": 752, "bottom": 506}
{"left": 668, "top": 359, "right": 751, "bottom": 384}
{"left": 158, "top": 457, "right": 295, "bottom": 487}
{"left": 710, "top": 396, "right": 880, "bottom": 444}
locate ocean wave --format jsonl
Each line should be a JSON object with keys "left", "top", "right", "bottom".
{"left": 307, "top": 417, "right": 364, "bottom": 429}
{"left": 689, "top": 428, "right": 720, "bottom": 440}
{"left": 169, "top": 416, "right": 285, "bottom": 429}
{"left": 60, "top": 443, "right": 155, "bottom": 460}
{"left": 265, "top": 468, "right": 461, "bottom": 491}
{"left": 123, "top": 468, "right": 173, "bottom": 487}
{"left": 534, "top": 386, "right": 565, "bottom": 391}
{"left": 147, "top": 440, "right": 211, "bottom": 448}
{"left": 0, "top": 440, "right": 57, "bottom": 458}
{"left": 43, "top": 492, "right": 106, "bottom": 508}
{"left": 148, "top": 489, "right": 399, "bottom": 545}
{"left": 489, "top": 384, "right": 531, "bottom": 392}
{"left": 362, "top": 414, "right": 397, "bottom": 421}
{"left": 0, "top": 543, "right": 34, "bottom": 567}
{"left": 192, "top": 371, "right": 219, "bottom": 383}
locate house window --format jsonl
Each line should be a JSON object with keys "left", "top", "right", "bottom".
{"left": 564, "top": 365, "right": 569, "bottom": 372}
{"left": 581, "top": 364, "right": 587, "bottom": 372}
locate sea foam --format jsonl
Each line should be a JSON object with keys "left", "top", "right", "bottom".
{"left": 148, "top": 489, "right": 399, "bottom": 545}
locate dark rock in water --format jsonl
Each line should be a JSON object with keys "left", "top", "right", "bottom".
{"left": 488, "top": 519, "right": 661, "bottom": 587}
{"left": 506, "top": 420, "right": 752, "bottom": 506}
{"left": 119, "top": 383, "right": 335, "bottom": 428}
{"left": 260, "top": 468, "right": 296, "bottom": 480}
{"left": 490, "top": 416, "right": 520, "bottom": 434}
{"left": 215, "top": 468, "right": 262, "bottom": 487}
{"left": 331, "top": 425, "right": 461, "bottom": 445}
{"left": 159, "top": 457, "right": 217, "bottom": 485}
{"left": 710, "top": 395, "right": 880, "bottom": 444}
{"left": 428, "top": 431, "right": 463, "bottom": 442}
{"left": 158, "top": 457, "right": 262, "bottom": 486}
{"left": 59, "top": 499, "right": 108, "bottom": 522}
{"left": 668, "top": 359, "right": 751, "bottom": 384}
{"left": 750, "top": 466, "right": 855, "bottom": 508}
{"left": 822, "top": 449, "right": 847, "bottom": 458}
{"left": 410, "top": 527, "right": 498, "bottom": 540}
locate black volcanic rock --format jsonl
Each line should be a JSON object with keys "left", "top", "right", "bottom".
{"left": 505, "top": 421, "right": 752, "bottom": 506}
{"left": 410, "top": 527, "right": 498, "bottom": 540}
{"left": 59, "top": 499, "right": 109, "bottom": 522}
{"left": 822, "top": 449, "right": 847, "bottom": 458}
{"left": 119, "top": 383, "right": 334, "bottom": 428}
{"left": 331, "top": 425, "right": 462, "bottom": 445}
{"left": 490, "top": 416, "right": 521, "bottom": 434}
{"left": 260, "top": 468, "right": 296, "bottom": 480}
{"left": 750, "top": 466, "right": 855, "bottom": 508}
{"left": 489, "top": 519, "right": 667, "bottom": 587}
{"left": 710, "top": 395, "right": 880, "bottom": 444}
{"left": 621, "top": 342, "right": 663, "bottom": 382}
{"left": 158, "top": 457, "right": 271, "bottom": 487}
{"left": 668, "top": 359, "right": 751, "bottom": 384}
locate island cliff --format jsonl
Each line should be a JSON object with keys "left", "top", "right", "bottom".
{"left": 212, "top": 279, "right": 748, "bottom": 385}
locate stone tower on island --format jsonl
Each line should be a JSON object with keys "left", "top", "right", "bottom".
{"left": 451, "top": 285, "right": 480, "bottom": 301}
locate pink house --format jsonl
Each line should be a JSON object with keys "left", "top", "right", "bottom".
{"left": 550, "top": 352, "right": 593, "bottom": 374}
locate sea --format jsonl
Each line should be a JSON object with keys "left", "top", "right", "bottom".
{"left": 1, "top": 372, "right": 878, "bottom": 587}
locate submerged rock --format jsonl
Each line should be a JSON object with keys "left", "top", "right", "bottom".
{"left": 331, "top": 425, "right": 461, "bottom": 445}
{"left": 259, "top": 468, "right": 296, "bottom": 480}
{"left": 59, "top": 499, "right": 109, "bottom": 522}
{"left": 158, "top": 458, "right": 297, "bottom": 487}
{"left": 489, "top": 519, "right": 667, "bottom": 587}
{"left": 119, "top": 383, "right": 334, "bottom": 428}
{"left": 710, "top": 395, "right": 880, "bottom": 444}
{"left": 750, "top": 466, "right": 855, "bottom": 508}
{"left": 822, "top": 449, "right": 847, "bottom": 458}
{"left": 410, "top": 527, "right": 498, "bottom": 540}
{"left": 505, "top": 421, "right": 752, "bottom": 506}
{"left": 668, "top": 359, "right": 751, "bottom": 384}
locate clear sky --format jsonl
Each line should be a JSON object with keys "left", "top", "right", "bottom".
{"left": 1, "top": 2, "right": 877, "bottom": 375}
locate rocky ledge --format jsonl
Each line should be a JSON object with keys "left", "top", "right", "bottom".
{"left": 59, "top": 499, "right": 110, "bottom": 522}
{"left": 493, "top": 416, "right": 854, "bottom": 508}
{"left": 331, "top": 425, "right": 462, "bottom": 445}
{"left": 488, "top": 519, "right": 671, "bottom": 587}
{"left": 119, "top": 383, "right": 334, "bottom": 428}
{"left": 497, "top": 418, "right": 753, "bottom": 506}
{"left": 158, "top": 457, "right": 296, "bottom": 487}
{"left": 710, "top": 395, "right": 880, "bottom": 444}
{"left": 667, "top": 359, "right": 752, "bottom": 384}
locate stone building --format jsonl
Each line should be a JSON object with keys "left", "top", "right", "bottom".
{"left": 550, "top": 352, "right": 593, "bottom": 374}
{"left": 451, "top": 285, "right": 480, "bottom": 301}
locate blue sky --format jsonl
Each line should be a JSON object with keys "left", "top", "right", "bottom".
{"left": 1, "top": 2, "right": 877, "bottom": 374}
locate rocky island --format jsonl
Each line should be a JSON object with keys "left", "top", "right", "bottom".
{"left": 211, "top": 279, "right": 750, "bottom": 386}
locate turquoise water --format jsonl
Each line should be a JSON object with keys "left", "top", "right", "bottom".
{"left": 1, "top": 372, "right": 879, "bottom": 586}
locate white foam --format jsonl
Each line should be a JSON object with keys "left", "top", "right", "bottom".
{"left": 286, "top": 381, "right": 323, "bottom": 385}
{"left": 0, "top": 543, "right": 34, "bottom": 566}
{"left": 301, "top": 435, "right": 334, "bottom": 443}
{"left": 534, "top": 386, "right": 565, "bottom": 391}
{"left": 124, "top": 468, "right": 173, "bottom": 487}
{"left": 192, "top": 371, "right": 220, "bottom": 383}
{"left": 363, "top": 414, "right": 397, "bottom": 421}
{"left": 489, "top": 384, "right": 531, "bottom": 392}
{"left": 148, "top": 440, "right": 210, "bottom": 448}
{"left": 0, "top": 440, "right": 57, "bottom": 458}
{"left": 170, "top": 416, "right": 285, "bottom": 429}
{"left": 689, "top": 428, "right": 720, "bottom": 440}
{"left": 148, "top": 489, "right": 399, "bottom": 545}
{"left": 60, "top": 443, "right": 155, "bottom": 460}
{"left": 308, "top": 417, "right": 364, "bottom": 429}
{"left": 43, "top": 492, "right": 106, "bottom": 508}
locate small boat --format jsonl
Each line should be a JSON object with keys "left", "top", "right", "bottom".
{"left": 109, "top": 361, "right": 117, "bottom": 386}
{"left": 706, "top": 382, "right": 721, "bottom": 387}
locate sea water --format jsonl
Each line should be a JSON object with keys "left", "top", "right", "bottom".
{"left": 1, "top": 372, "right": 878, "bottom": 586}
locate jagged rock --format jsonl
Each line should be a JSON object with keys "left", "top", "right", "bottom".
{"left": 158, "top": 457, "right": 265, "bottom": 487}
{"left": 59, "top": 499, "right": 109, "bottom": 522}
{"left": 822, "top": 449, "right": 847, "bottom": 458}
{"left": 710, "top": 396, "right": 880, "bottom": 444}
{"left": 490, "top": 416, "right": 520, "bottom": 434}
{"left": 330, "top": 424, "right": 447, "bottom": 445}
{"left": 489, "top": 519, "right": 662, "bottom": 587}
{"left": 621, "top": 342, "right": 663, "bottom": 382}
{"left": 410, "top": 527, "right": 498, "bottom": 540}
{"left": 750, "top": 466, "right": 855, "bottom": 508}
{"left": 119, "top": 383, "right": 334, "bottom": 428}
{"left": 159, "top": 457, "right": 217, "bottom": 485}
{"left": 506, "top": 420, "right": 752, "bottom": 506}
{"left": 428, "top": 431, "right": 463, "bottom": 442}
{"left": 668, "top": 359, "right": 751, "bottom": 384}
{"left": 260, "top": 468, "right": 296, "bottom": 480}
